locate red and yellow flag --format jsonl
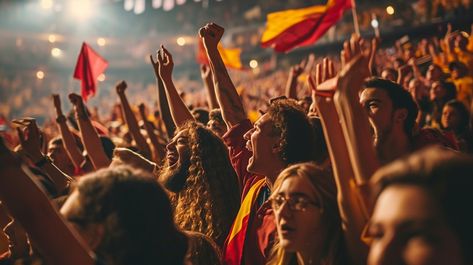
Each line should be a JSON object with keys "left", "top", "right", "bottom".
{"left": 261, "top": 0, "right": 352, "bottom": 53}
{"left": 223, "top": 178, "right": 266, "bottom": 265}
{"left": 197, "top": 39, "right": 243, "bottom": 70}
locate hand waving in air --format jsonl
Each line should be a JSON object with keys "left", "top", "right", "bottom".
{"left": 156, "top": 45, "right": 174, "bottom": 82}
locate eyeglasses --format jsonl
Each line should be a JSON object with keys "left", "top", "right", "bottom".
{"left": 271, "top": 194, "right": 321, "bottom": 212}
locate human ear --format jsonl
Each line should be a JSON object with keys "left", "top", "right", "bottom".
{"left": 394, "top": 109, "right": 407, "bottom": 124}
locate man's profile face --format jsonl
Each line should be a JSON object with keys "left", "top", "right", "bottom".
{"left": 160, "top": 129, "right": 191, "bottom": 192}
{"left": 360, "top": 88, "right": 395, "bottom": 148}
{"left": 243, "top": 113, "right": 280, "bottom": 176}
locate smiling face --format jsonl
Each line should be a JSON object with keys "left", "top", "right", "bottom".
{"left": 159, "top": 129, "right": 191, "bottom": 192}
{"left": 273, "top": 175, "right": 325, "bottom": 254}
{"left": 368, "top": 185, "right": 464, "bottom": 265}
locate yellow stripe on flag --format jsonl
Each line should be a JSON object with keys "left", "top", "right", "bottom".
{"left": 218, "top": 43, "right": 242, "bottom": 70}
{"left": 228, "top": 178, "right": 266, "bottom": 242}
{"left": 261, "top": 1, "right": 337, "bottom": 44}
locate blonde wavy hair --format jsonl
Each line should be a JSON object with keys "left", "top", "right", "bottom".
{"left": 168, "top": 121, "right": 240, "bottom": 247}
{"left": 267, "top": 162, "right": 347, "bottom": 265}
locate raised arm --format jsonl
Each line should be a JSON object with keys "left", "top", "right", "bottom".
{"left": 16, "top": 120, "right": 73, "bottom": 195}
{"left": 0, "top": 137, "right": 94, "bottom": 265}
{"left": 69, "top": 93, "right": 110, "bottom": 169}
{"left": 201, "top": 64, "right": 219, "bottom": 110}
{"left": 285, "top": 62, "right": 305, "bottom": 100}
{"left": 138, "top": 103, "right": 166, "bottom": 165}
{"left": 199, "top": 23, "right": 247, "bottom": 128}
{"left": 334, "top": 36, "right": 380, "bottom": 189}
{"left": 155, "top": 46, "right": 195, "bottom": 128}
{"left": 150, "top": 54, "right": 176, "bottom": 139}
{"left": 52, "top": 94, "right": 85, "bottom": 169}
{"left": 115, "top": 81, "right": 152, "bottom": 158}
{"left": 309, "top": 59, "right": 368, "bottom": 265}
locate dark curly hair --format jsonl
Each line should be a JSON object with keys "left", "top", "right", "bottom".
{"left": 75, "top": 166, "right": 188, "bottom": 265}
{"left": 267, "top": 98, "right": 316, "bottom": 165}
{"left": 168, "top": 121, "right": 240, "bottom": 247}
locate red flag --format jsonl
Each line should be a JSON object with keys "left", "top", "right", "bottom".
{"left": 73, "top": 42, "right": 108, "bottom": 101}
{"left": 261, "top": 0, "right": 352, "bottom": 53}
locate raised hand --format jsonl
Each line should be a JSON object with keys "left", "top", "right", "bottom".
{"left": 149, "top": 53, "right": 160, "bottom": 79}
{"left": 338, "top": 35, "right": 371, "bottom": 95}
{"left": 16, "top": 119, "right": 43, "bottom": 162}
{"left": 68, "top": 93, "right": 83, "bottom": 107}
{"left": 199, "top": 22, "right": 224, "bottom": 49}
{"left": 52, "top": 94, "right": 63, "bottom": 116}
{"left": 116, "top": 80, "right": 127, "bottom": 95}
{"left": 138, "top": 103, "right": 146, "bottom": 117}
{"left": 156, "top": 45, "right": 174, "bottom": 82}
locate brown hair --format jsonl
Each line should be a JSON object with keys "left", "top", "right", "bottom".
{"left": 169, "top": 121, "right": 240, "bottom": 247}
{"left": 267, "top": 162, "right": 347, "bottom": 265}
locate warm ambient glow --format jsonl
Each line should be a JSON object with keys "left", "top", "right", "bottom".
{"left": 51, "top": 48, "right": 62, "bottom": 57}
{"left": 386, "top": 6, "right": 395, "bottom": 15}
{"left": 249, "top": 59, "right": 258, "bottom": 69}
{"left": 97, "top": 74, "right": 106, "bottom": 82}
{"left": 97, "top": 38, "right": 106, "bottom": 47}
{"left": 176, "top": 37, "right": 186, "bottom": 46}
{"left": 36, "top": 70, "right": 45, "bottom": 79}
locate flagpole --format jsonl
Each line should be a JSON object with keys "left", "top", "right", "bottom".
{"left": 351, "top": 0, "right": 360, "bottom": 36}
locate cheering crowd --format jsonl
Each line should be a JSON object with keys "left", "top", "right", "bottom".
{"left": 1, "top": 19, "right": 473, "bottom": 265}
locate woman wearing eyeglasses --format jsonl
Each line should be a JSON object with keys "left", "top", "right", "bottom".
{"left": 267, "top": 162, "right": 348, "bottom": 265}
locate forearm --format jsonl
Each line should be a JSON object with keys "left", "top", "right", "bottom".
{"left": 334, "top": 90, "right": 380, "bottom": 187}
{"left": 118, "top": 94, "right": 151, "bottom": 157}
{"left": 142, "top": 118, "right": 164, "bottom": 164}
{"left": 161, "top": 78, "right": 195, "bottom": 128}
{"left": 75, "top": 106, "right": 110, "bottom": 169}
{"left": 205, "top": 46, "right": 246, "bottom": 128}
{"left": 203, "top": 75, "right": 219, "bottom": 110}
{"left": 35, "top": 157, "right": 73, "bottom": 195}
{"left": 317, "top": 104, "right": 369, "bottom": 264}
{"left": 285, "top": 72, "right": 299, "bottom": 99}
{"left": 57, "top": 120, "right": 84, "bottom": 169}
{"left": 156, "top": 78, "right": 176, "bottom": 139}
{"left": 0, "top": 165, "right": 94, "bottom": 265}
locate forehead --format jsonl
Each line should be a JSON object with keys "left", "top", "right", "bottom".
{"left": 254, "top": 113, "right": 273, "bottom": 128}
{"left": 172, "top": 129, "right": 189, "bottom": 140}
{"left": 371, "top": 185, "right": 439, "bottom": 226}
{"left": 360, "top": 88, "right": 391, "bottom": 105}
{"left": 277, "top": 175, "right": 317, "bottom": 200}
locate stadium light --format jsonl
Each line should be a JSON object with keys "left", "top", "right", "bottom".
{"left": 98, "top": 74, "right": 106, "bottom": 82}
{"left": 97, "top": 38, "right": 106, "bottom": 47}
{"left": 176, "top": 37, "right": 186, "bottom": 46}
{"left": 51, "top": 47, "right": 62, "bottom": 57}
{"left": 134, "top": 0, "right": 145, "bottom": 14}
{"left": 124, "top": 0, "right": 134, "bottom": 11}
{"left": 386, "top": 6, "right": 395, "bottom": 15}
{"left": 36, "top": 70, "right": 45, "bottom": 80}
{"left": 48, "top": 34, "right": 56, "bottom": 43}
{"left": 40, "top": 0, "right": 53, "bottom": 10}
{"left": 249, "top": 59, "right": 258, "bottom": 69}
{"left": 69, "top": 0, "right": 94, "bottom": 21}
